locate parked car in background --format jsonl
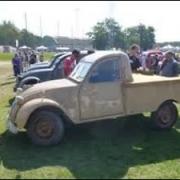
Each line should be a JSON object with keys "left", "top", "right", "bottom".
{"left": 14, "top": 51, "right": 92, "bottom": 91}
{"left": 24, "top": 52, "right": 67, "bottom": 72}
{"left": 140, "top": 50, "right": 164, "bottom": 74}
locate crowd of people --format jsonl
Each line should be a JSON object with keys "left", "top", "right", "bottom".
{"left": 11, "top": 45, "right": 180, "bottom": 78}
{"left": 12, "top": 49, "right": 44, "bottom": 76}
{"left": 127, "top": 44, "right": 180, "bottom": 77}
{"left": 12, "top": 48, "right": 95, "bottom": 78}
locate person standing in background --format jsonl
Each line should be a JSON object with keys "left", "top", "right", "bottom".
{"left": 63, "top": 49, "right": 80, "bottom": 77}
{"left": 160, "top": 51, "right": 179, "bottom": 77}
{"left": 128, "top": 44, "right": 141, "bottom": 72}
{"left": 12, "top": 53, "right": 21, "bottom": 76}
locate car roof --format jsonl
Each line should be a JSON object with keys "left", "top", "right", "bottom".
{"left": 54, "top": 52, "right": 71, "bottom": 58}
{"left": 142, "top": 50, "right": 163, "bottom": 56}
{"left": 54, "top": 50, "right": 90, "bottom": 58}
{"left": 82, "top": 50, "right": 128, "bottom": 63}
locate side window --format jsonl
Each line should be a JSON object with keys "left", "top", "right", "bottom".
{"left": 89, "top": 59, "right": 120, "bottom": 83}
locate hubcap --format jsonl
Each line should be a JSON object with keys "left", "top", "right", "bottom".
{"left": 158, "top": 106, "right": 171, "bottom": 124}
{"left": 36, "top": 119, "right": 54, "bottom": 138}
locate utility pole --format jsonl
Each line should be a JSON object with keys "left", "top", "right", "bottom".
{"left": 108, "top": 2, "right": 115, "bottom": 18}
{"left": 57, "top": 20, "right": 60, "bottom": 37}
{"left": 107, "top": 2, "right": 116, "bottom": 49}
{"left": 71, "top": 25, "right": 74, "bottom": 49}
{"left": 24, "top": 12, "right": 27, "bottom": 31}
{"left": 24, "top": 12, "right": 28, "bottom": 46}
{"left": 74, "top": 8, "right": 80, "bottom": 39}
{"left": 40, "top": 16, "right": 43, "bottom": 38}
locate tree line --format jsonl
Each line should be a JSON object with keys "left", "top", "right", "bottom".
{"left": 157, "top": 42, "right": 180, "bottom": 47}
{"left": 1, "top": 19, "right": 179, "bottom": 51}
{"left": 87, "top": 18, "right": 156, "bottom": 51}
{"left": 0, "top": 21, "right": 56, "bottom": 49}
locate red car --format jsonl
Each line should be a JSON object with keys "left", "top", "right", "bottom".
{"left": 142, "top": 50, "right": 163, "bottom": 69}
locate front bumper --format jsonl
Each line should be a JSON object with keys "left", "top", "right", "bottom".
{"left": 7, "top": 98, "right": 21, "bottom": 134}
{"left": 14, "top": 75, "right": 22, "bottom": 92}
{"left": 7, "top": 120, "right": 18, "bottom": 134}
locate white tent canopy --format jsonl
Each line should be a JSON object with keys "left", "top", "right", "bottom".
{"left": 36, "top": 45, "right": 48, "bottom": 51}
{"left": 175, "top": 46, "right": 180, "bottom": 50}
{"left": 19, "top": 45, "right": 31, "bottom": 50}
{"left": 56, "top": 47, "right": 70, "bottom": 51}
{"left": 161, "top": 44, "right": 175, "bottom": 50}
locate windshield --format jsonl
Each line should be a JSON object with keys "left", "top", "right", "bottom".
{"left": 69, "top": 61, "right": 93, "bottom": 82}
{"left": 50, "top": 55, "right": 61, "bottom": 66}
{"left": 50, "top": 53, "right": 66, "bottom": 66}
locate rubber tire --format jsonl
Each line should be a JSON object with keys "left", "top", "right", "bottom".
{"left": 151, "top": 102, "right": 178, "bottom": 130}
{"left": 27, "top": 110, "right": 65, "bottom": 146}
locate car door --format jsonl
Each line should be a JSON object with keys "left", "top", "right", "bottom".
{"left": 52, "top": 56, "right": 67, "bottom": 79}
{"left": 79, "top": 57, "right": 125, "bottom": 121}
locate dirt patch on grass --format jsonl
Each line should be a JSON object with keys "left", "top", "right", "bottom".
{"left": 0, "top": 62, "right": 13, "bottom": 80}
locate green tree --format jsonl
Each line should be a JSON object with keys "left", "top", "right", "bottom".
{"left": 87, "top": 18, "right": 125, "bottom": 50}
{"left": 42, "top": 36, "right": 56, "bottom": 48}
{"left": 124, "top": 24, "right": 155, "bottom": 50}
{"left": 123, "top": 27, "right": 140, "bottom": 49}
{"left": 138, "top": 24, "right": 155, "bottom": 50}
{"left": 0, "top": 21, "right": 54, "bottom": 48}
{"left": 19, "top": 29, "right": 42, "bottom": 48}
{"left": 87, "top": 21, "right": 108, "bottom": 50}
{"left": 0, "top": 21, "right": 19, "bottom": 46}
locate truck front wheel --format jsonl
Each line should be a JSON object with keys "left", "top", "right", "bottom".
{"left": 27, "top": 110, "right": 65, "bottom": 146}
{"left": 151, "top": 102, "right": 178, "bottom": 130}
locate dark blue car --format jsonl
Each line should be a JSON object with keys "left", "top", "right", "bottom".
{"left": 24, "top": 52, "right": 66, "bottom": 72}
{"left": 14, "top": 51, "right": 91, "bottom": 91}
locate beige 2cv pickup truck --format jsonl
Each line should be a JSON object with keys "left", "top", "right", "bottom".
{"left": 8, "top": 51, "right": 180, "bottom": 146}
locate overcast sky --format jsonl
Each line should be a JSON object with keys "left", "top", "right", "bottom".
{"left": 0, "top": 1, "right": 180, "bottom": 42}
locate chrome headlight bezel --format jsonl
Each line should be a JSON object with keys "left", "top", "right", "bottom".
{"left": 16, "top": 88, "right": 23, "bottom": 95}
{"left": 15, "top": 96, "right": 24, "bottom": 105}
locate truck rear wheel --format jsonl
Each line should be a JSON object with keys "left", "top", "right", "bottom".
{"left": 151, "top": 102, "right": 178, "bottom": 130}
{"left": 27, "top": 110, "right": 64, "bottom": 146}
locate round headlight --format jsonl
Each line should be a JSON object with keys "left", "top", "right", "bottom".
{"left": 15, "top": 96, "right": 24, "bottom": 105}
{"left": 16, "top": 88, "right": 23, "bottom": 95}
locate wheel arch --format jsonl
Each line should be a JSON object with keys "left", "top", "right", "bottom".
{"left": 159, "top": 99, "right": 178, "bottom": 107}
{"left": 25, "top": 105, "right": 73, "bottom": 129}
{"left": 15, "top": 98, "right": 73, "bottom": 129}
{"left": 19, "top": 76, "right": 40, "bottom": 88}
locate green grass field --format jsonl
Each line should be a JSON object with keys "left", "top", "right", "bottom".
{"left": 1, "top": 62, "right": 180, "bottom": 178}
{"left": 0, "top": 52, "right": 54, "bottom": 62}
{"left": 0, "top": 52, "right": 14, "bottom": 61}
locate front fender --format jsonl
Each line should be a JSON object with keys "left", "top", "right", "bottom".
{"left": 19, "top": 76, "right": 40, "bottom": 88}
{"left": 15, "top": 98, "right": 70, "bottom": 129}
